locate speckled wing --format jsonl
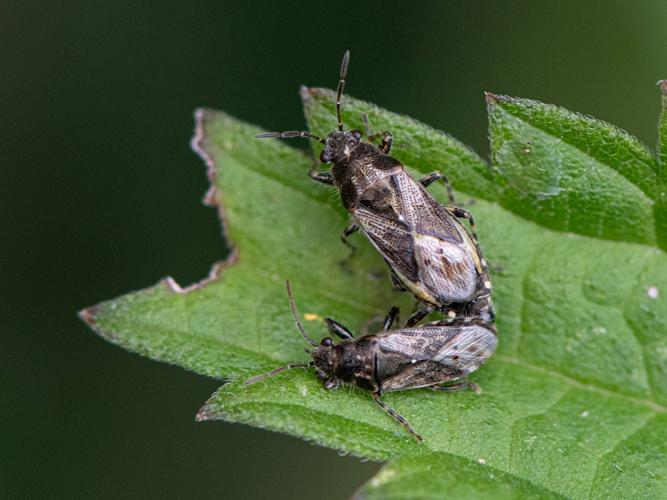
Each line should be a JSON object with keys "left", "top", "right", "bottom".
{"left": 378, "top": 325, "right": 497, "bottom": 375}
{"left": 392, "top": 171, "right": 461, "bottom": 240}
{"left": 430, "top": 325, "right": 497, "bottom": 374}
{"left": 380, "top": 360, "right": 463, "bottom": 391}
{"left": 376, "top": 326, "right": 459, "bottom": 362}
{"left": 354, "top": 206, "right": 418, "bottom": 282}
{"left": 393, "top": 170, "right": 480, "bottom": 303}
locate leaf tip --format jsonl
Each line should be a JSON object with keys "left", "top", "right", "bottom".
{"left": 485, "top": 92, "right": 512, "bottom": 106}
{"left": 77, "top": 302, "right": 117, "bottom": 343}
{"left": 195, "top": 403, "right": 219, "bottom": 422}
{"left": 301, "top": 86, "right": 331, "bottom": 102}
{"left": 299, "top": 85, "right": 312, "bottom": 103}
{"left": 658, "top": 80, "right": 667, "bottom": 96}
{"left": 77, "top": 304, "right": 99, "bottom": 328}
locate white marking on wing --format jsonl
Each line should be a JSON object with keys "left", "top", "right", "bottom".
{"left": 432, "top": 326, "right": 497, "bottom": 373}
{"left": 414, "top": 234, "right": 476, "bottom": 302}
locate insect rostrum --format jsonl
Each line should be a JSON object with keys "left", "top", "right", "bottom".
{"left": 257, "top": 51, "right": 494, "bottom": 326}
{"left": 245, "top": 281, "right": 497, "bottom": 441}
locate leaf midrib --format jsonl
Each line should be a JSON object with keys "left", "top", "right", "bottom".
{"left": 497, "top": 354, "right": 665, "bottom": 414}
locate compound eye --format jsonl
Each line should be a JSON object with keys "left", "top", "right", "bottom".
{"left": 319, "top": 150, "right": 332, "bottom": 163}
{"left": 321, "top": 337, "right": 333, "bottom": 347}
{"left": 351, "top": 129, "right": 362, "bottom": 140}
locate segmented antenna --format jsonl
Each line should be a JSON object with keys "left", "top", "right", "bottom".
{"left": 256, "top": 130, "right": 326, "bottom": 144}
{"left": 285, "top": 279, "right": 318, "bottom": 347}
{"left": 244, "top": 362, "right": 312, "bottom": 386}
{"left": 336, "top": 50, "right": 350, "bottom": 131}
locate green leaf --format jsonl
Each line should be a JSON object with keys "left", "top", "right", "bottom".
{"left": 658, "top": 80, "right": 667, "bottom": 168}
{"left": 80, "top": 86, "right": 667, "bottom": 498}
{"left": 354, "top": 453, "right": 566, "bottom": 500}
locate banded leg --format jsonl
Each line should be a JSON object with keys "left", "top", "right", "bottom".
{"left": 308, "top": 170, "right": 334, "bottom": 185}
{"left": 464, "top": 295, "right": 495, "bottom": 323}
{"left": 374, "top": 132, "right": 393, "bottom": 153}
{"left": 419, "top": 171, "right": 455, "bottom": 204}
{"left": 405, "top": 304, "right": 434, "bottom": 327}
{"left": 444, "top": 205, "right": 478, "bottom": 241}
{"left": 382, "top": 306, "right": 400, "bottom": 331}
{"left": 324, "top": 317, "right": 354, "bottom": 340}
{"left": 373, "top": 392, "right": 423, "bottom": 442}
{"left": 362, "top": 113, "right": 393, "bottom": 153}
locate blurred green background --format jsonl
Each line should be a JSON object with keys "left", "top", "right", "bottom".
{"left": 3, "top": 1, "right": 666, "bottom": 498}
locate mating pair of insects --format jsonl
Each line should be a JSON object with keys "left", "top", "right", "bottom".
{"left": 247, "top": 51, "right": 497, "bottom": 441}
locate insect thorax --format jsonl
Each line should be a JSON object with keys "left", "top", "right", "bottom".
{"left": 323, "top": 338, "right": 378, "bottom": 391}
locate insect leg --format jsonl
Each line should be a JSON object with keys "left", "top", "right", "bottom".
{"left": 340, "top": 223, "right": 359, "bottom": 253}
{"left": 405, "top": 304, "right": 434, "bottom": 327}
{"left": 324, "top": 317, "right": 355, "bottom": 340}
{"left": 373, "top": 392, "right": 423, "bottom": 442}
{"left": 382, "top": 306, "right": 400, "bottom": 331}
{"left": 444, "top": 205, "right": 479, "bottom": 241}
{"left": 308, "top": 170, "right": 334, "bottom": 185}
{"left": 464, "top": 295, "right": 496, "bottom": 323}
{"left": 244, "top": 363, "right": 312, "bottom": 386}
{"left": 419, "top": 171, "right": 455, "bottom": 204}
{"left": 390, "top": 271, "right": 407, "bottom": 291}
{"left": 432, "top": 379, "right": 480, "bottom": 393}
{"left": 378, "top": 132, "right": 393, "bottom": 153}
{"left": 365, "top": 126, "right": 393, "bottom": 153}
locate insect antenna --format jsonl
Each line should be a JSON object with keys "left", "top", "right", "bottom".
{"left": 256, "top": 130, "right": 326, "bottom": 145}
{"left": 285, "top": 279, "right": 318, "bottom": 347}
{"left": 244, "top": 362, "right": 313, "bottom": 386}
{"left": 336, "top": 50, "right": 350, "bottom": 131}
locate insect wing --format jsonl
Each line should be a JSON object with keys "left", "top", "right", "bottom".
{"left": 412, "top": 232, "right": 477, "bottom": 303}
{"left": 378, "top": 325, "right": 497, "bottom": 374}
{"left": 354, "top": 206, "right": 419, "bottom": 282}
{"left": 392, "top": 171, "right": 461, "bottom": 242}
{"left": 431, "top": 325, "right": 497, "bottom": 374}
{"left": 376, "top": 326, "right": 459, "bottom": 362}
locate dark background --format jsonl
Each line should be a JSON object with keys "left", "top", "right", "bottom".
{"left": 3, "top": 1, "right": 666, "bottom": 498}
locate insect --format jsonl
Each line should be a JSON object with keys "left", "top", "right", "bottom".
{"left": 257, "top": 51, "right": 494, "bottom": 326}
{"left": 245, "top": 280, "right": 498, "bottom": 441}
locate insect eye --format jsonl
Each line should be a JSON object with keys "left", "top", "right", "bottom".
{"left": 321, "top": 337, "right": 333, "bottom": 347}
{"left": 320, "top": 150, "right": 332, "bottom": 163}
{"left": 351, "top": 129, "right": 362, "bottom": 140}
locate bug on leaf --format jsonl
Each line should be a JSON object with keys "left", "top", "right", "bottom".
{"left": 257, "top": 51, "right": 494, "bottom": 326}
{"left": 245, "top": 281, "right": 497, "bottom": 441}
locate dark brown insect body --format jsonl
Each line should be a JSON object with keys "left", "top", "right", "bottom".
{"left": 258, "top": 51, "right": 494, "bottom": 325}
{"left": 246, "top": 281, "right": 497, "bottom": 441}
